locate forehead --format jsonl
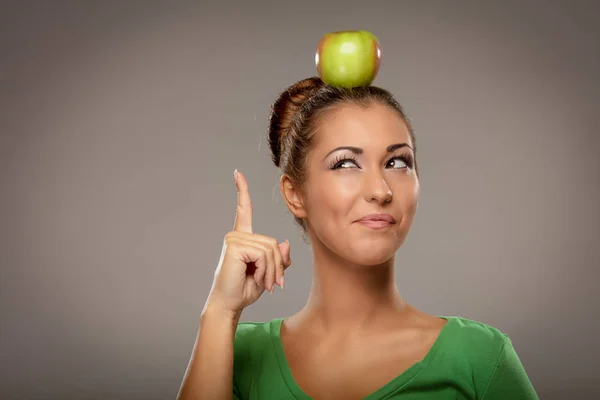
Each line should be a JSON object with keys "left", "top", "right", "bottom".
{"left": 315, "top": 102, "right": 412, "bottom": 152}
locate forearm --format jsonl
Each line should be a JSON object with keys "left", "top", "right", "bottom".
{"left": 177, "top": 304, "right": 241, "bottom": 400}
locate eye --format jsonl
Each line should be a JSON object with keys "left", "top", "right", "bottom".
{"left": 330, "top": 156, "right": 359, "bottom": 170}
{"left": 386, "top": 156, "right": 411, "bottom": 170}
{"left": 337, "top": 159, "right": 358, "bottom": 169}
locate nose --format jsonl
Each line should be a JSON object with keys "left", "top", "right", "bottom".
{"left": 364, "top": 170, "right": 393, "bottom": 204}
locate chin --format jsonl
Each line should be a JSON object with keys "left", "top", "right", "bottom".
{"left": 345, "top": 238, "right": 401, "bottom": 267}
{"left": 355, "top": 254, "right": 394, "bottom": 267}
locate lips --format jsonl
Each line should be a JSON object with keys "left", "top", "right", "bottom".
{"left": 356, "top": 213, "right": 397, "bottom": 229}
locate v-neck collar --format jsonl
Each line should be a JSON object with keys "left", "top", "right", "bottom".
{"left": 269, "top": 316, "right": 453, "bottom": 400}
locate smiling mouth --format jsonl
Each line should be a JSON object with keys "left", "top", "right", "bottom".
{"left": 357, "top": 220, "right": 394, "bottom": 229}
{"left": 355, "top": 214, "right": 397, "bottom": 229}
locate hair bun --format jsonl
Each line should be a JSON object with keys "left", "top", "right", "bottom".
{"left": 268, "top": 77, "right": 325, "bottom": 168}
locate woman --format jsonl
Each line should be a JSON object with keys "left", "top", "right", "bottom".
{"left": 177, "top": 77, "right": 538, "bottom": 399}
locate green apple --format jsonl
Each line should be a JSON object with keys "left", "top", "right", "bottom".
{"left": 315, "top": 30, "right": 382, "bottom": 88}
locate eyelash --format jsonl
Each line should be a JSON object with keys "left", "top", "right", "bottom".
{"left": 329, "top": 154, "right": 414, "bottom": 170}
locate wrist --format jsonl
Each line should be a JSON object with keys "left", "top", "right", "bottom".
{"left": 201, "top": 298, "right": 242, "bottom": 325}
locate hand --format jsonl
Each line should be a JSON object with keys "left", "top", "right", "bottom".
{"left": 206, "top": 170, "right": 292, "bottom": 316}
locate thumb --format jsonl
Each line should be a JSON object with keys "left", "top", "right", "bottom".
{"left": 279, "top": 240, "right": 292, "bottom": 268}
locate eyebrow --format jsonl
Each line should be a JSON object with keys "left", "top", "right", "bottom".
{"left": 323, "top": 143, "right": 413, "bottom": 161}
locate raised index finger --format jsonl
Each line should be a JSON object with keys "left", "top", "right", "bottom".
{"left": 233, "top": 169, "right": 253, "bottom": 233}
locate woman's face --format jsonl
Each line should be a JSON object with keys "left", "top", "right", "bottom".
{"left": 302, "top": 102, "right": 419, "bottom": 266}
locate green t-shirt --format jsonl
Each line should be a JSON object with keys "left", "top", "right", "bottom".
{"left": 232, "top": 315, "right": 538, "bottom": 399}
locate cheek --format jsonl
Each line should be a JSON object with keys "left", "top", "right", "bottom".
{"left": 307, "top": 174, "right": 361, "bottom": 221}
{"left": 398, "top": 179, "right": 419, "bottom": 222}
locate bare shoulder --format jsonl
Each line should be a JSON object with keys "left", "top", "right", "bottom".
{"left": 409, "top": 310, "right": 510, "bottom": 359}
{"left": 403, "top": 306, "right": 448, "bottom": 332}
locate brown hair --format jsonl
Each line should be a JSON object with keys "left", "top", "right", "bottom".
{"left": 268, "top": 76, "right": 417, "bottom": 230}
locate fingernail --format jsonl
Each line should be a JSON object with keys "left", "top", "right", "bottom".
{"left": 280, "top": 276, "right": 285, "bottom": 290}
{"left": 271, "top": 283, "right": 276, "bottom": 292}
{"left": 233, "top": 169, "right": 238, "bottom": 182}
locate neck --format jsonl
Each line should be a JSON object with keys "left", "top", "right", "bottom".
{"left": 300, "top": 237, "right": 408, "bottom": 335}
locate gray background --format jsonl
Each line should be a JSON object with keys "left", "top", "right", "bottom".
{"left": 1, "top": 1, "right": 599, "bottom": 399}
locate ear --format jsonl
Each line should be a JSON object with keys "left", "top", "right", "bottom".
{"left": 280, "top": 174, "right": 307, "bottom": 220}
